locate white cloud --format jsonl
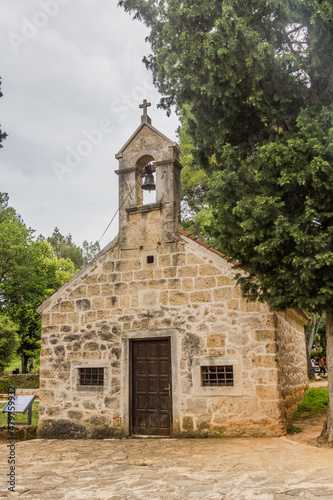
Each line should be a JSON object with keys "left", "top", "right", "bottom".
{"left": 0, "top": 0, "right": 179, "bottom": 246}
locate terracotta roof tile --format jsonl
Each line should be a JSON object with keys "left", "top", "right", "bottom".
{"left": 173, "top": 226, "right": 238, "bottom": 265}
{"left": 296, "top": 308, "right": 311, "bottom": 322}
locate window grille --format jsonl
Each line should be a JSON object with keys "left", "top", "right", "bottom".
{"left": 201, "top": 365, "right": 233, "bottom": 387}
{"left": 79, "top": 368, "right": 104, "bottom": 386}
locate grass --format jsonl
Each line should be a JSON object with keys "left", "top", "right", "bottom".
{"left": 0, "top": 374, "right": 39, "bottom": 393}
{"left": 294, "top": 387, "right": 328, "bottom": 419}
{"left": 0, "top": 401, "right": 39, "bottom": 426}
{"left": 5, "top": 355, "right": 21, "bottom": 372}
{"left": 286, "top": 423, "right": 302, "bottom": 434}
{"left": 287, "top": 387, "right": 328, "bottom": 434}
{"left": 5, "top": 355, "right": 40, "bottom": 373}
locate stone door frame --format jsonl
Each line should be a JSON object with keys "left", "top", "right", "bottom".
{"left": 120, "top": 328, "right": 181, "bottom": 437}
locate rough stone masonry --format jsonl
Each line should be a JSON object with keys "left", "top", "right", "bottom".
{"left": 37, "top": 106, "right": 308, "bottom": 439}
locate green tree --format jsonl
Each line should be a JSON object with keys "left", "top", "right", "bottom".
{"left": 0, "top": 193, "right": 34, "bottom": 298}
{"left": 0, "top": 78, "right": 7, "bottom": 147}
{"left": 8, "top": 239, "right": 76, "bottom": 373}
{"left": 120, "top": 0, "right": 333, "bottom": 442}
{"left": 47, "top": 227, "right": 84, "bottom": 269}
{"left": 82, "top": 239, "right": 100, "bottom": 264}
{"left": 47, "top": 227, "right": 100, "bottom": 268}
{"left": 178, "top": 116, "right": 220, "bottom": 247}
{"left": 120, "top": 0, "right": 332, "bottom": 161}
{"left": 206, "top": 108, "right": 333, "bottom": 443}
{"left": 0, "top": 314, "right": 18, "bottom": 374}
{"left": 178, "top": 110, "right": 210, "bottom": 240}
{"left": 0, "top": 194, "right": 76, "bottom": 372}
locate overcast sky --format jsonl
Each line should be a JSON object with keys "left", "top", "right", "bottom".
{"left": 0, "top": 1, "right": 179, "bottom": 248}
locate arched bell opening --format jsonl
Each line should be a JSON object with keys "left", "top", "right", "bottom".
{"left": 136, "top": 154, "right": 156, "bottom": 206}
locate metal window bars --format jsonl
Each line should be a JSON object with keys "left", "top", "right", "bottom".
{"left": 201, "top": 365, "right": 234, "bottom": 387}
{"left": 79, "top": 368, "right": 104, "bottom": 386}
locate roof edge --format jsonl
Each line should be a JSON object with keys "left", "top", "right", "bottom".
{"left": 292, "top": 307, "right": 311, "bottom": 323}
{"left": 115, "top": 121, "right": 182, "bottom": 158}
{"left": 173, "top": 226, "right": 238, "bottom": 265}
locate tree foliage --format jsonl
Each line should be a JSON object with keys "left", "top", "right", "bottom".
{"left": 82, "top": 239, "right": 101, "bottom": 264}
{"left": 120, "top": 0, "right": 332, "bottom": 162}
{"left": 47, "top": 227, "right": 84, "bottom": 269}
{"left": 206, "top": 108, "right": 333, "bottom": 314}
{"left": 47, "top": 227, "right": 100, "bottom": 269}
{"left": 120, "top": 0, "right": 333, "bottom": 442}
{"left": 0, "top": 194, "right": 76, "bottom": 372}
{"left": 120, "top": 0, "right": 333, "bottom": 309}
{"left": 0, "top": 314, "right": 18, "bottom": 374}
{"left": 0, "top": 194, "right": 100, "bottom": 372}
{"left": 178, "top": 111, "right": 211, "bottom": 240}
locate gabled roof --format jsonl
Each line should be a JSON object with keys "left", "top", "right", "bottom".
{"left": 115, "top": 121, "right": 182, "bottom": 159}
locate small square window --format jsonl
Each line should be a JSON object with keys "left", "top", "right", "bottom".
{"left": 147, "top": 255, "right": 154, "bottom": 264}
{"left": 79, "top": 368, "right": 104, "bottom": 386}
{"left": 201, "top": 365, "right": 233, "bottom": 387}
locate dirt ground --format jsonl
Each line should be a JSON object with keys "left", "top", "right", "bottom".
{"left": 284, "top": 378, "right": 329, "bottom": 447}
{"left": 286, "top": 411, "right": 327, "bottom": 446}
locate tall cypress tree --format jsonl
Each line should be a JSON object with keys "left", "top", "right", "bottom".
{"left": 120, "top": 0, "right": 333, "bottom": 443}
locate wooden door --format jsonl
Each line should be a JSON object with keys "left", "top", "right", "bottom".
{"left": 131, "top": 338, "right": 172, "bottom": 436}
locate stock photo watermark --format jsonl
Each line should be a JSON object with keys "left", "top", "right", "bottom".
{"left": 52, "top": 76, "right": 155, "bottom": 182}
{"left": 52, "top": 119, "right": 115, "bottom": 182}
{"left": 8, "top": 0, "right": 71, "bottom": 53}
{"left": 6, "top": 386, "right": 16, "bottom": 492}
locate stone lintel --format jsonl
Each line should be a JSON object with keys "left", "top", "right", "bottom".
{"left": 168, "top": 142, "right": 183, "bottom": 155}
{"left": 115, "top": 160, "right": 182, "bottom": 175}
{"left": 126, "top": 202, "right": 163, "bottom": 214}
{"left": 114, "top": 167, "right": 137, "bottom": 175}
{"left": 154, "top": 159, "right": 183, "bottom": 170}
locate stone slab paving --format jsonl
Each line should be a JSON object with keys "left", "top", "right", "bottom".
{"left": 1, "top": 437, "right": 333, "bottom": 499}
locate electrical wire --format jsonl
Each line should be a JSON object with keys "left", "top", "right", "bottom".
{"left": 98, "top": 162, "right": 154, "bottom": 244}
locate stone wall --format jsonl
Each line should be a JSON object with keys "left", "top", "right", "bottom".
{"left": 37, "top": 229, "right": 305, "bottom": 439}
{"left": 0, "top": 425, "right": 37, "bottom": 441}
{"left": 275, "top": 310, "right": 308, "bottom": 423}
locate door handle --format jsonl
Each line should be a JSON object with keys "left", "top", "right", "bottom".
{"left": 164, "top": 384, "right": 171, "bottom": 396}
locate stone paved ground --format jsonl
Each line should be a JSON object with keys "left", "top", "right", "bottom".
{"left": 1, "top": 437, "right": 333, "bottom": 499}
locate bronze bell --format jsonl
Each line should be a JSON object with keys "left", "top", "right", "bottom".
{"left": 141, "top": 165, "right": 156, "bottom": 192}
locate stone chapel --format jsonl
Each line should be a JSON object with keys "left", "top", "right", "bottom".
{"left": 37, "top": 103, "right": 309, "bottom": 439}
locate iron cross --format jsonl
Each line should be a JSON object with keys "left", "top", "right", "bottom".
{"left": 139, "top": 99, "right": 151, "bottom": 116}
{"left": 145, "top": 310, "right": 153, "bottom": 328}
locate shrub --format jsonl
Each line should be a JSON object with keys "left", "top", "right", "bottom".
{"left": 0, "top": 374, "right": 39, "bottom": 393}
{"left": 295, "top": 387, "right": 329, "bottom": 419}
{"left": 0, "top": 315, "right": 19, "bottom": 374}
